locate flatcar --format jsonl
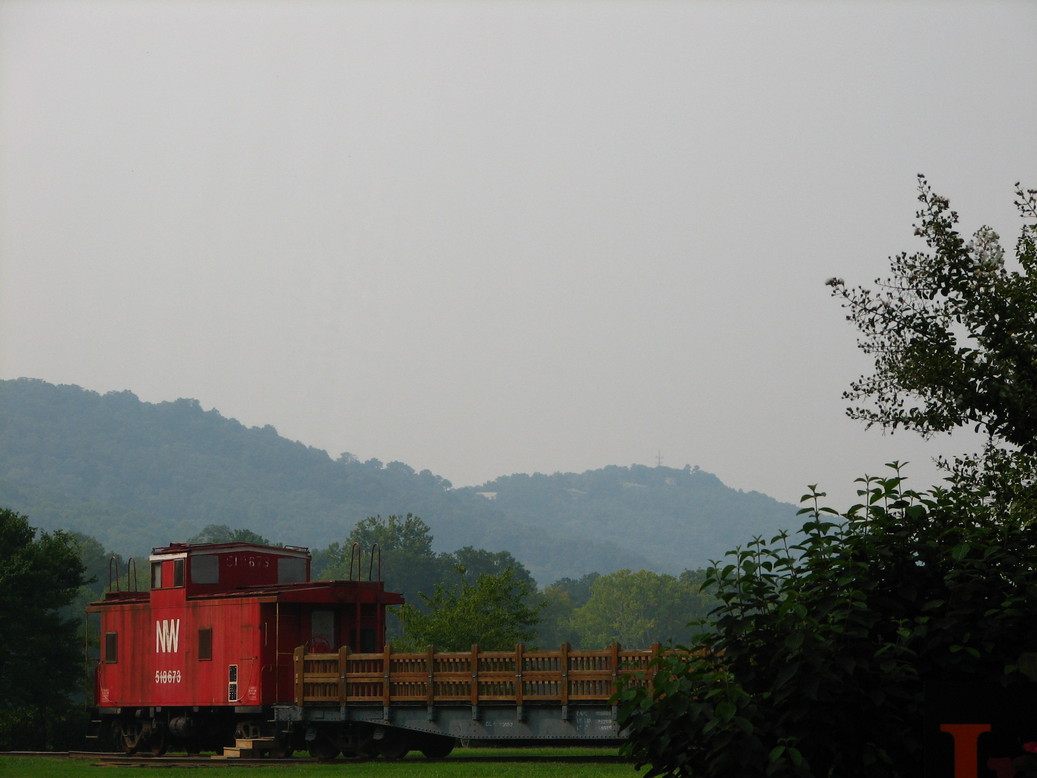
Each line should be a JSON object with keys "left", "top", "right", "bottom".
{"left": 89, "top": 540, "right": 658, "bottom": 760}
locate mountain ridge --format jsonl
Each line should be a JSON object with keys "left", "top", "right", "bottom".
{"left": 0, "top": 378, "right": 797, "bottom": 581}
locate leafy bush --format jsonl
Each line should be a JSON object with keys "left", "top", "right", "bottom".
{"left": 618, "top": 466, "right": 1037, "bottom": 777}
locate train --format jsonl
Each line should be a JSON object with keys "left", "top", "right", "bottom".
{"left": 88, "top": 540, "right": 657, "bottom": 760}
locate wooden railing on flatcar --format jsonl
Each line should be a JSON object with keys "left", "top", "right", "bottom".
{"left": 293, "top": 643, "right": 661, "bottom": 707}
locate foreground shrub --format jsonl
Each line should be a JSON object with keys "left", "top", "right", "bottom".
{"left": 618, "top": 467, "right": 1037, "bottom": 777}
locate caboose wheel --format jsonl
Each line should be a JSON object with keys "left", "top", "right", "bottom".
{"left": 148, "top": 723, "right": 168, "bottom": 757}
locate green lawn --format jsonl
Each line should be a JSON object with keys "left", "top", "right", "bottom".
{"left": 0, "top": 748, "right": 647, "bottom": 777}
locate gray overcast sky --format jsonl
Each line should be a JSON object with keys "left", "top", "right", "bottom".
{"left": 2, "top": 0, "right": 1036, "bottom": 509}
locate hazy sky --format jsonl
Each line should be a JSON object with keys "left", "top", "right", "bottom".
{"left": 2, "top": 1, "right": 1035, "bottom": 509}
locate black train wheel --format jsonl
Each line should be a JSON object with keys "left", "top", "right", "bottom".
{"left": 148, "top": 722, "right": 168, "bottom": 757}
{"left": 375, "top": 732, "right": 410, "bottom": 760}
{"left": 308, "top": 738, "right": 340, "bottom": 761}
{"left": 420, "top": 735, "right": 456, "bottom": 759}
{"left": 267, "top": 739, "right": 294, "bottom": 759}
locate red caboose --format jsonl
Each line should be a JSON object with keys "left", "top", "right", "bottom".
{"left": 89, "top": 541, "right": 402, "bottom": 755}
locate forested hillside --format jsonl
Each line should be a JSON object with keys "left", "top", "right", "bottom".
{"left": 462, "top": 466, "right": 795, "bottom": 574}
{"left": 0, "top": 378, "right": 796, "bottom": 580}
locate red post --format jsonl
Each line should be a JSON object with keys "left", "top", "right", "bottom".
{"left": 939, "top": 723, "right": 991, "bottom": 778}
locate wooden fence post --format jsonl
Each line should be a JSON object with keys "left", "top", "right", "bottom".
{"left": 560, "top": 642, "right": 570, "bottom": 720}
{"left": 515, "top": 643, "right": 525, "bottom": 721}
{"left": 382, "top": 644, "right": 393, "bottom": 714}
{"left": 338, "top": 644, "right": 350, "bottom": 706}
{"left": 470, "top": 644, "right": 480, "bottom": 718}
{"left": 426, "top": 645, "right": 436, "bottom": 717}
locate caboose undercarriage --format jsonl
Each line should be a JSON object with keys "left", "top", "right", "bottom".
{"left": 100, "top": 705, "right": 288, "bottom": 757}
{"left": 277, "top": 700, "right": 625, "bottom": 760}
{"left": 97, "top": 701, "right": 626, "bottom": 760}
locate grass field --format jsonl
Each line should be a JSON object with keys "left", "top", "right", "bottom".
{"left": 0, "top": 748, "right": 647, "bottom": 777}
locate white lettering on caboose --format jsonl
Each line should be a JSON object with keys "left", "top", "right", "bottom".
{"left": 155, "top": 619, "right": 181, "bottom": 653}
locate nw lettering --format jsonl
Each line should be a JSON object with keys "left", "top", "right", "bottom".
{"left": 155, "top": 619, "right": 180, "bottom": 653}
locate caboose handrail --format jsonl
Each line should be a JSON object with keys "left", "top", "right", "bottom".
{"left": 292, "top": 642, "right": 661, "bottom": 707}
{"left": 368, "top": 543, "right": 381, "bottom": 583}
{"left": 108, "top": 555, "right": 121, "bottom": 591}
{"left": 348, "top": 542, "right": 361, "bottom": 582}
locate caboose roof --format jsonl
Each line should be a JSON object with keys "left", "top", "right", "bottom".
{"left": 150, "top": 541, "right": 310, "bottom": 559}
{"left": 191, "top": 579, "right": 405, "bottom": 605}
{"left": 87, "top": 578, "right": 404, "bottom": 610}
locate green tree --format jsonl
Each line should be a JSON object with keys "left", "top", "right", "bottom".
{"left": 536, "top": 585, "right": 579, "bottom": 648}
{"left": 831, "top": 180, "right": 1037, "bottom": 529}
{"left": 395, "top": 566, "right": 544, "bottom": 651}
{"left": 536, "top": 572, "right": 601, "bottom": 648}
{"left": 0, "top": 508, "right": 88, "bottom": 749}
{"left": 446, "top": 546, "right": 536, "bottom": 589}
{"left": 346, "top": 512, "right": 435, "bottom": 556}
{"left": 321, "top": 513, "right": 446, "bottom": 589}
{"left": 187, "top": 524, "right": 275, "bottom": 545}
{"left": 828, "top": 177, "right": 1037, "bottom": 450}
{"left": 569, "top": 569, "right": 714, "bottom": 648}
{"left": 67, "top": 531, "right": 119, "bottom": 599}
{"left": 548, "top": 572, "right": 601, "bottom": 607}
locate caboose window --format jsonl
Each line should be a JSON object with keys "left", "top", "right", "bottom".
{"left": 191, "top": 554, "right": 219, "bottom": 584}
{"left": 173, "top": 559, "right": 185, "bottom": 587}
{"left": 104, "top": 632, "right": 118, "bottom": 663}
{"left": 278, "top": 557, "right": 306, "bottom": 583}
{"left": 151, "top": 562, "right": 162, "bottom": 589}
{"left": 198, "top": 627, "right": 212, "bottom": 661}
{"left": 359, "top": 627, "right": 376, "bottom": 653}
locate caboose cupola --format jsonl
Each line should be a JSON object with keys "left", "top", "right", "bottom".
{"left": 148, "top": 542, "right": 311, "bottom": 596}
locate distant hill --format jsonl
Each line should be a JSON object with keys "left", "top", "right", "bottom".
{"left": 459, "top": 466, "right": 796, "bottom": 574}
{"left": 0, "top": 378, "right": 797, "bottom": 582}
